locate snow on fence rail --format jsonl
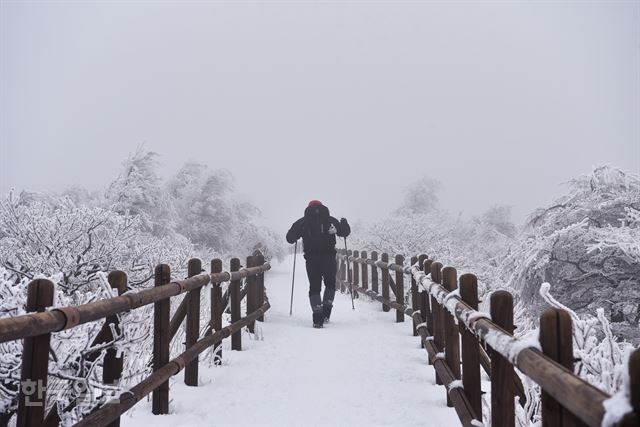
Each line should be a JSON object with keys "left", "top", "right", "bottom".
{"left": 336, "top": 249, "right": 640, "bottom": 427}
{"left": 0, "top": 254, "right": 271, "bottom": 427}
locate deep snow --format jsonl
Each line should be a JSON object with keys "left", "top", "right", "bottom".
{"left": 122, "top": 255, "right": 461, "bottom": 426}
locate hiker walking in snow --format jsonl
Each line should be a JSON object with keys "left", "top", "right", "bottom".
{"left": 286, "top": 200, "right": 350, "bottom": 328}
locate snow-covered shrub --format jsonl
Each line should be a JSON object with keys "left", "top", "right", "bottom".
{"left": 511, "top": 282, "right": 636, "bottom": 427}
{"left": 351, "top": 176, "right": 517, "bottom": 294}
{"left": 166, "top": 161, "right": 285, "bottom": 261}
{"left": 0, "top": 146, "right": 284, "bottom": 424}
{"left": 539, "top": 283, "right": 635, "bottom": 395}
{"left": 0, "top": 269, "right": 27, "bottom": 425}
{"left": 501, "top": 166, "right": 640, "bottom": 342}
{"left": 0, "top": 270, "right": 125, "bottom": 424}
{"left": 0, "top": 191, "right": 193, "bottom": 293}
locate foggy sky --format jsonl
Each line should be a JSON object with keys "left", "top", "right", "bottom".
{"left": 1, "top": 1, "right": 638, "bottom": 233}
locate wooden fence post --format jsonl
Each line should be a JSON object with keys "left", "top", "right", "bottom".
{"left": 339, "top": 252, "right": 345, "bottom": 293}
{"left": 411, "top": 256, "right": 419, "bottom": 336}
{"left": 336, "top": 251, "right": 342, "bottom": 290}
{"left": 423, "top": 259, "right": 433, "bottom": 337}
{"left": 395, "top": 254, "right": 404, "bottom": 323}
{"left": 104, "top": 271, "right": 127, "bottom": 427}
{"left": 342, "top": 251, "right": 348, "bottom": 293}
{"left": 540, "top": 308, "right": 586, "bottom": 427}
{"left": 361, "top": 251, "right": 368, "bottom": 291}
{"left": 210, "top": 259, "right": 223, "bottom": 365}
{"left": 152, "top": 264, "right": 171, "bottom": 415}
{"left": 460, "top": 273, "right": 482, "bottom": 419}
{"left": 17, "top": 279, "right": 54, "bottom": 427}
{"left": 419, "top": 290, "right": 428, "bottom": 350}
{"left": 442, "top": 266, "right": 460, "bottom": 407}
{"left": 381, "top": 253, "right": 390, "bottom": 312}
{"left": 352, "top": 250, "right": 359, "bottom": 298}
{"left": 628, "top": 349, "right": 640, "bottom": 422}
{"left": 490, "top": 290, "right": 515, "bottom": 427}
{"left": 418, "top": 254, "right": 428, "bottom": 270}
{"left": 185, "top": 258, "right": 202, "bottom": 387}
{"left": 616, "top": 348, "right": 640, "bottom": 426}
{"left": 230, "top": 258, "right": 242, "bottom": 351}
{"left": 256, "top": 254, "right": 265, "bottom": 321}
{"left": 431, "top": 261, "right": 444, "bottom": 385}
{"left": 371, "top": 251, "right": 379, "bottom": 294}
{"left": 246, "top": 256, "right": 257, "bottom": 333}
{"left": 346, "top": 250, "right": 353, "bottom": 294}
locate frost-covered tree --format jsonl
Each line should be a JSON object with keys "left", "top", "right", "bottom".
{"left": 0, "top": 149, "right": 285, "bottom": 424}
{"left": 170, "top": 166, "right": 240, "bottom": 251}
{"left": 105, "top": 147, "right": 172, "bottom": 235}
{"left": 249, "top": 225, "right": 286, "bottom": 260}
{"left": 60, "top": 186, "right": 102, "bottom": 208}
{"left": 166, "top": 162, "right": 284, "bottom": 260}
{"left": 477, "top": 204, "right": 518, "bottom": 239}
{"left": 354, "top": 175, "right": 448, "bottom": 255}
{"left": 0, "top": 191, "right": 192, "bottom": 293}
{"left": 353, "top": 211, "right": 459, "bottom": 259}
{"left": 395, "top": 176, "right": 443, "bottom": 215}
{"left": 501, "top": 166, "right": 640, "bottom": 342}
{"left": 354, "top": 200, "right": 517, "bottom": 293}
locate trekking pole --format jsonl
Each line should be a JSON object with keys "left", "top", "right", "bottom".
{"left": 343, "top": 237, "right": 355, "bottom": 310}
{"left": 290, "top": 240, "right": 298, "bottom": 316}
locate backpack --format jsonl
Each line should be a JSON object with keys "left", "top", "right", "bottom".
{"left": 302, "top": 205, "right": 336, "bottom": 255}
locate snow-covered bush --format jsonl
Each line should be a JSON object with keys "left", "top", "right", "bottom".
{"left": 538, "top": 282, "right": 635, "bottom": 395}
{"left": 166, "top": 161, "right": 285, "bottom": 261}
{"left": 511, "top": 282, "right": 636, "bottom": 427}
{"left": 501, "top": 166, "right": 640, "bottom": 342}
{"left": 351, "top": 177, "right": 517, "bottom": 294}
{"left": 0, "top": 191, "right": 193, "bottom": 293}
{"left": 0, "top": 270, "right": 117, "bottom": 424}
{"left": 0, "top": 147, "right": 284, "bottom": 424}
{"left": 0, "top": 269, "right": 27, "bottom": 425}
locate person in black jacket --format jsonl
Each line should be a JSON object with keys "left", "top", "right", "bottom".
{"left": 286, "top": 200, "right": 350, "bottom": 328}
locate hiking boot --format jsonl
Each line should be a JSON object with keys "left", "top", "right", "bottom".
{"left": 312, "top": 311, "right": 324, "bottom": 328}
{"left": 322, "top": 304, "right": 332, "bottom": 322}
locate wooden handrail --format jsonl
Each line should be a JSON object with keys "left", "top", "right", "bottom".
{"left": 412, "top": 265, "right": 610, "bottom": 426}
{"left": 0, "top": 264, "right": 270, "bottom": 343}
{"left": 337, "top": 248, "right": 640, "bottom": 427}
{"left": 3, "top": 254, "right": 272, "bottom": 427}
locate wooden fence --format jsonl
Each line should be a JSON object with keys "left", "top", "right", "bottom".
{"left": 0, "top": 254, "right": 270, "bottom": 427}
{"left": 336, "top": 249, "right": 640, "bottom": 427}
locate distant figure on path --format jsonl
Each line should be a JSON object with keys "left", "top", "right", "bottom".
{"left": 286, "top": 200, "right": 350, "bottom": 328}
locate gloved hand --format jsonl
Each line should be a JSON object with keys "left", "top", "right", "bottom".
{"left": 328, "top": 224, "right": 337, "bottom": 235}
{"left": 340, "top": 217, "right": 349, "bottom": 226}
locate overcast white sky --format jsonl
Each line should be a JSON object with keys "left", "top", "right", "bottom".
{"left": 1, "top": 0, "right": 638, "bottom": 233}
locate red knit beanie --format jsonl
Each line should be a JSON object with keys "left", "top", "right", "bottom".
{"left": 307, "top": 200, "right": 323, "bottom": 207}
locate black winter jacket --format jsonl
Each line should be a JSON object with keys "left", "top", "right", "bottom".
{"left": 286, "top": 205, "right": 350, "bottom": 257}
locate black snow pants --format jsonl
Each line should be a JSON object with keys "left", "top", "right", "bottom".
{"left": 305, "top": 254, "right": 337, "bottom": 320}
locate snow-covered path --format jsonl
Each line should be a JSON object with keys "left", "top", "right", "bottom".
{"left": 123, "top": 256, "right": 461, "bottom": 426}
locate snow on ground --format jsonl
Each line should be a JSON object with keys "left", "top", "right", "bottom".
{"left": 123, "top": 255, "right": 461, "bottom": 426}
